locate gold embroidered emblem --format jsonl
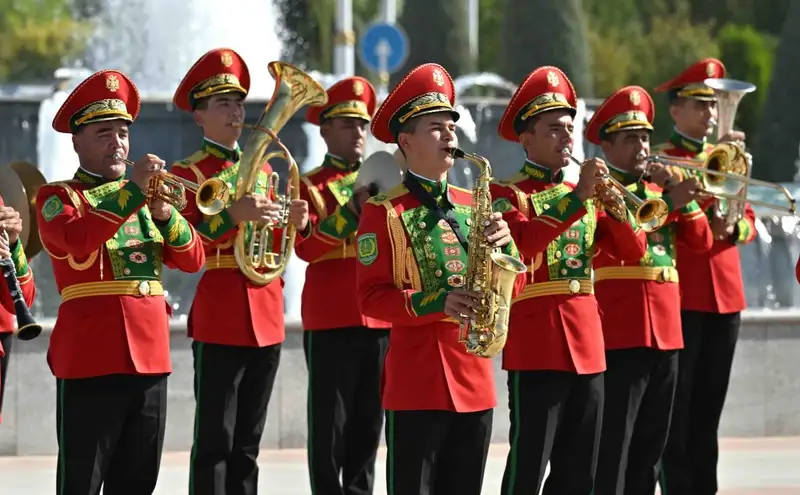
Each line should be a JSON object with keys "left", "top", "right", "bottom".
{"left": 629, "top": 90, "right": 641, "bottom": 106}
{"left": 432, "top": 69, "right": 445, "bottom": 87}
{"left": 106, "top": 74, "right": 120, "bottom": 92}
{"left": 706, "top": 62, "right": 715, "bottom": 77}
{"left": 353, "top": 80, "right": 364, "bottom": 96}
{"left": 547, "top": 71, "right": 559, "bottom": 87}
{"left": 221, "top": 51, "right": 234, "bottom": 68}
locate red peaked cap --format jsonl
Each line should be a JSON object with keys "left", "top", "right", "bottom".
{"left": 654, "top": 57, "right": 726, "bottom": 101}
{"left": 173, "top": 47, "right": 250, "bottom": 112}
{"left": 306, "top": 76, "right": 377, "bottom": 126}
{"left": 498, "top": 66, "right": 578, "bottom": 142}
{"left": 370, "top": 63, "right": 459, "bottom": 144}
{"left": 585, "top": 85, "right": 655, "bottom": 145}
{"left": 52, "top": 70, "right": 141, "bottom": 134}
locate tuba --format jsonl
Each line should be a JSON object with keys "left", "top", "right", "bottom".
{"left": 232, "top": 61, "right": 328, "bottom": 285}
{"left": 704, "top": 77, "right": 756, "bottom": 226}
{"left": 450, "top": 147, "right": 527, "bottom": 359}
{"left": 0, "top": 161, "right": 47, "bottom": 340}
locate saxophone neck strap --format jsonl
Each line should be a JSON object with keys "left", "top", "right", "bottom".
{"left": 403, "top": 173, "right": 469, "bottom": 251}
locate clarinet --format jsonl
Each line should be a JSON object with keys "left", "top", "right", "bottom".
{"left": 1, "top": 231, "right": 41, "bottom": 341}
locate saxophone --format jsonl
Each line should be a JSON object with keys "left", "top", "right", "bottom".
{"left": 449, "top": 147, "right": 528, "bottom": 359}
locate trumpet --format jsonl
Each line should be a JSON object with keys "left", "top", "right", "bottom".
{"left": 563, "top": 150, "right": 669, "bottom": 232}
{"left": 114, "top": 154, "right": 230, "bottom": 215}
{"left": 645, "top": 142, "right": 797, "bottom": 215}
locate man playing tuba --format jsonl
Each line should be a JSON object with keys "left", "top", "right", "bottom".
{"left": 169, "top": 48, "right": 310, "bottom": 495}
{"left": 37, "top": 69, "right": 206, "bottom": 494}
{"left": 585, "top": 85, "right": 712, "bottom": 495}
{"left": 654, "top": 58, "right": 758, "bottom": 495}
{"left": 297, "top": 76, "right": 391, "bottom": 495}
{"left": 355, "top": 63, "right": 521, "bottom": 495}
{"left": 488, "top": 66, "right": 648, "bottom": 495}
{"left": 0, "top": 193, "right": 36, "bottom": 425}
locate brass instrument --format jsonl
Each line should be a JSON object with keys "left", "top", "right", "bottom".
{"left": 354, "top": 150, "right": 404, "bottom": 196}
{"left": 563, "top": 150, "right": 669, "bottom": 233}
{"left": 705, "top": 77, "right": 756, "bottom": 225}
{"left": 450, "top": 147, "right": 527, "bottom": 359}
{"left": 646, "top": 142, "right": 796, "bottom": 215}
{"left": 231, "top": 61, "right": 328, "bottom": 286}
{"left": 113, "top": 154, "right": 229, "bottom": 215}
{"left": 0, "top": 161, "right": 47, "bottom": 341}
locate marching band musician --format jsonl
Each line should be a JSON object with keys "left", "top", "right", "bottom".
{"left": 584, "top": 86, "right": 713, "bottom": 495}
{"left": 355, "top": 63, "right": 523, "bottom": 495}
{"left": 0, "top": 193, "right": 36, "bottom": 425}
{"left": 169, "top": 48, "right": 309, "bottom": 495}
{"left": 653, "top": 58, "right": 758, "bottom": 495}
{"left": 36, "top": 70, "right": 206, "bottom": 494}
{"left": 298, "top": 77, "right": 391, "bottom": 495}
{"left": 488, "top": 66, "right": 648, "bottom": 495}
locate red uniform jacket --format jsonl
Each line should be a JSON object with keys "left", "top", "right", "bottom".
{"left": 654, "top": 133, "right": 757, "bottom": 314}
{"left": 36, "top": 168, "right": 205, "bottom": 379}
{"left": 593, "top": 173, "right": 713, "bottom": 351}
{"left": 356, "top": 177, "right": 524, "bottom": 412}
{"left": 0, "top": 194, "right": 36, "bottom": 334}
{"left": 490, "top": 161, "right": 648, "bottom": 374}
{"left": 296, "top": 155, "right": 389, "bottom": 331}
{"left": 171, "top": 139, "right": 292, "bottom": 348}
{"left": 796, "top": 255, "right": 800, "bottom": 285}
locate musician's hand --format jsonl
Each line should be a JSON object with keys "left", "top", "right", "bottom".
{"left": 711, "top": 214, "right": 735, "bottom": 241}
{"left": 0, "top": 232, "right": 10, "bottom": 259}
{"left": 483, "top": 212, "right": 512, "bottom": 247}
{"left": 719, "top": 130, "right": 746, "bottom": 145}
{"left": 575, "top": 158, "right": 609, "bottom": 201}
{"left": 647, "top": 163, "right": 682, "bottom": 190}
{"left": 346, "top": 185, "right": 376, "bottom": 217}
{"left": 444, "top": 289, "right": 482, "bottom": 325}
{"left": 288, "top": 199, "right": 309, "bottom": 231}
{"left": 129, "top": 154, "right": 166, "bottom": 192}
{"left": 665, "top": 177, "right": 702, "bottom": 210}
{"left": 227, "top": 194, "right": 282, "bottom": 224}
{"left": 0, "top": 206, "right": 22, "bottom": 244}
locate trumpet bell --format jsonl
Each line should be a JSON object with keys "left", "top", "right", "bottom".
{"left": 194, "top": 178, "right": 230, "bottom": 216}
{"left": 635, "top": 198, "right": 669, "bottom": 233}
{"left": 355, "top": 151, "right": 404, "bottom": 196}
{"left": 702, "top": 142, "right": 749, "bottom": 196}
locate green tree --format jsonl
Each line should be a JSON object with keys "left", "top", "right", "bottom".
{"left": 500, "top": 0, "right": 593, "bottom": 96}
{"left": 477, "top": 0, "right": 506, "bottom": 73}
{"left": 753, "top": 1, "right": 800, "bottom": 181}
{"left": 0, "top": 0, "right": 89, "bottom": 82}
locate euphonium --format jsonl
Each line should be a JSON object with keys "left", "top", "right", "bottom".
{"left": 449, "top": 147, "right": 527, "bottom": 359}
{"left": 232, "top": 61, "right": 328, "bottom": 286}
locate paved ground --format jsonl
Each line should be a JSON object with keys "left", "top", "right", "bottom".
{"left": 2, "top": 437, "right": 799, "bottom": 494}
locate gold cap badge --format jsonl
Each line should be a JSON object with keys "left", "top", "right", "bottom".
{"left": 706, "top": 62, "right": 715, "bottom": 77}
{"left": 221, "top": 51, "right": 233, "bottom": 68}
{"left": 106, "top": 74, "right": 120, "bottom": 92}
{"left": 353, "top": 80, "right": 364, "bottom": 96}
{"left": 547, "top": 71, "right": 559, "bottom": 87}
{"left": 629, "top": 90, "right": 641, "bottom": 105}
{"left": 432, "top": 69, "right": 445, "bottom": 87}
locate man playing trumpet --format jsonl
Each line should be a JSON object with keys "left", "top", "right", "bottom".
{"left": 584, "top": 85, "right": 713, "bottom": 495}
{"left": 297, "top": 76, "right": 391, "bottom": 495}
{"left": 488, "top": 66, "right": 648, "bottom": 495}
{"left": 169, "top": 48, "right": 309, "bottom": 495}
{"left": 653, "top": 58, "right": 758, "bottom": 495}
{"left": 36, "top": 69, "right": 206, "bottom": 494}
{"left": 0, "top": 194, "right": 36, "bottom": 425}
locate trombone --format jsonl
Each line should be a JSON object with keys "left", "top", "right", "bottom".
{"left": 563, "top": 149, "right": 669, "bottom": 232}
{"left": 114, "top": 154, "right": 230, "bottom": 215}
{"left": 645, "top": 142, "right": 797, "bottom": 215}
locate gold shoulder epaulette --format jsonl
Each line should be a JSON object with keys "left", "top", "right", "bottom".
{"left": 367, "top": 183, "right": 408, "bottom": 205}
{"left": 172, "top": 150, "right": 209, "bottom": 168}
{"left": 496, "top": 172, "right": 527, "bottom": 186}
{"left": 651, "top": 142, "right": 674, "bottom": 154}
{"left": 302, "top": 165, "right": 324, "bottom": 179}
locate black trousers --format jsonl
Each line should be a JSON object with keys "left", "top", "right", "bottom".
{"left": 660, "top": 310, "right": 740, "bottom": 495}
{"left": 385, "top": 408, "right": 492, "bottom": 495}
{"left": 56, "top": 373, "right": 168, "bottom": 495}
{"left": 189, "top": 342, "right": 281, "bottom": 495}
{"left": 501, "top": 370, "right": 604, "bottom": 495}
{"left": 595, "top": 348, "right": 679, "bottom": 495}
{"left": 0, "top": 332, "right": 12, "bottom": 419}
{"left": 304, "top": 327, "right": 389, "bottom": 495}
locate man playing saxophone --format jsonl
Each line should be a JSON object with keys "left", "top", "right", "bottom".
{"left": 488, "top": 66, "right": 648, "bottom": 495}
{"left": 355, "top": 63, "right": 522, "bottom": 495}
{"left": 36, "top": 69, "right": 206, "bottom": 494}
{"left": 653, "top": 58, "right": 758, "bottom": 495}
{"left": 584, "top": 85, "right": 713, "bottom": 495}
{"left": 297, "top": 76, "right": 391, "bottom": 495}
{"left": 0, "top": 194, "right": 35, "bottom": 424}
{"left": 169, "top": 48, "right": 310, "bottom": 495}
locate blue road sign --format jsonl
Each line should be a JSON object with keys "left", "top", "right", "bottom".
{"left": 358, "top": 22, "right": 409, "bottom": 75}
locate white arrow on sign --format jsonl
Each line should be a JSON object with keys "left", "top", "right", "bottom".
{"left": 375, "top": 39, "right": 392, "bottom": 75}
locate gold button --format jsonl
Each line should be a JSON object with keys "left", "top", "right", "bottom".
{"left": 425, "top": 236, "right": 432, "bottom": 242}
{"left": 428, "top": 253, "right": 436, "bottom": 260}
{"left": 555, "top": 251, "right": 562, "bottom": 258}
{"left": 154, "top": 268, "right": 160, "bottom": 275}
{"left": 123, "top": 268, "right": 131, "bottom": 275}
{"left": 466, "top": 218, "right": 471, "bottom": 225}
{"left": 543, "top": 204, "right": 551, "bottom": 210}
{"left": 568, "top": 279, "right": 581, "bottom": 294}
{"left": 418, "top": 222, "right": 426, "bottom": 228}
{"left": 435, "top": 269, "right": 443, "bottom": 277}
{"left": 149, "top": 230, "right": 156, "bottom": 237}
{"left": 114, "top": 233, "right": 119, "bottom": 239}
{"left": 138, "top": 281, "right": 151, "bottom": 296}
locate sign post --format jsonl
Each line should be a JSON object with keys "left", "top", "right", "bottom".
{"left": 358, "top": 22, "right": 409, "bottom": 97}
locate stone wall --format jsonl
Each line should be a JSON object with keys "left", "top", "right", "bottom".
{"left": 0, "top": 311, "right": 798, "bottom": 456}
